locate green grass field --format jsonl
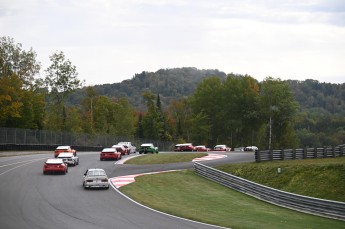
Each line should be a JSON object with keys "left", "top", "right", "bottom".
{"left": 121, "top": 154, "right": 345, "bottom": 229}
{"left": 125, "top": 152, "right": 207, "bottom": 164}
{"left": 216, "top": 157, "right": 345, "bottom": 202}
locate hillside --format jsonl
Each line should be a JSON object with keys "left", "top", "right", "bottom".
{"left": 68, "top": 67, "right": 227, "bottom": 110}
{"left": 286, "top": 79, "right": 345, "bottom": 116}
{"left": 68, "top": 67, "right": 345, "bottom": 116}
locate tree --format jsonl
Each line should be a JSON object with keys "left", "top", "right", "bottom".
{"left": 64, "top": 107, "right": 83, "bottom": 133}
{"left": 0, "top": 36, "right": 41, "bottom": 88}
{"left": 111, "top": 98, "right": 137, "bottom": 137}
{"left": 191, "top": 112, "right": 210, "bottom": 145}
{"left": 191, "top": 77, "right": 223, "bottom": 145}
{"left": 92, "top": 96, "right": 112, "bottom": 134}
{"left": 45, "top": 51, "right": 82, "bottom": 105}
{"left": 190, "top": 75, "right": 262, "bottom": 148}
{"left": 90, "top": 95, "right": 136, "bottom": 136}
{"left": 0, "top": 37, "right": 45, "bottom": 129}
{"left": 259, "top": 77, "right": 299, "bottom": 149}
{"left": 136, "top": 112, "right": 144, "bottom": 138}
{"left": 0, "top": 74, "right": 45, "bottom": 129}
{"left": 0, "top": 74, "right": 23, "bottom": 126}
{"left": 155, "top": 94, "right": 171, "bottom": 141}
{"left": 222, "top": 75, "right": 261, "bottom": 147}
{"left": 81, "top": 86, "right": 99, "bottom": 133}
{"left": 167, "top": 98, "right": 193, "bottom": 142}
{"left": 141, "top": 91, "right": 162, "bottom": 139}
{"left": 45, "top": 51, "right": 83, "bottom": 130}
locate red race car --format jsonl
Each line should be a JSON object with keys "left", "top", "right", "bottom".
{"left": 43, "top": 158, "right": 68, "bottom": 175}
{"left": 112, "top": 145, "right": 128, "bottom": 155}
{"left": 174, "top": 143, "right": 196, "bottom": 152}
{"left": 100, "top": 148, "right": 122, "bottom": 161}
{"left": 54, "top": 145, "right": 77, "bottom": 158}
{"left": 195, "top": 145, "right": 210, "bottom": 152}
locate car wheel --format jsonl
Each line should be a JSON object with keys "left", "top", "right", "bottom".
{"left": 43, "top": 171, "right": 47, "bottom": 175}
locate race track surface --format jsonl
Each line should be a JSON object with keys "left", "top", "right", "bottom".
{"left": 0, "top": 151, "right": 254, "bottom": 229}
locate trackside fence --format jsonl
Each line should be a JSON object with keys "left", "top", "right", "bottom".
{"left": 194, "top": 162, "right": 345, "bottom": 221}
{"left": 0, "top": 127, "right": 174, "bottom": 151}
{"left": 255, "top": 147, "right": 345, "bottom": 162}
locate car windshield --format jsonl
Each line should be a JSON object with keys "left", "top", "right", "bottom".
{"left": 58, "top": 154, "right": 73, "bottom": 158}
{"left": 88, "top": 170, "right": 106, "bottom": 176}
{"left": 102, "top": 148, "right": 115, "bottom": 152}
{"left": 46, "top": 159, "right": 63, "bottom": 164}
{"left": 141, "top": 144, "right": 153, "bottom": 147}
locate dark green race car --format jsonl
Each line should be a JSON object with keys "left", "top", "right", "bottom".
{"left": 138, "top": 143, "right": 159, "bottom": 154}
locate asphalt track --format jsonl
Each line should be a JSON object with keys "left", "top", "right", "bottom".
{"left": 0, "top": 151, "right": 255, "bottom": 229}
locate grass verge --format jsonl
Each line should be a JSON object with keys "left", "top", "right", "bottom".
{"left": 216, "top": 157, "right": 345, "bottom": 202}
{"left": 120, "top": 161, "right": 345, "bottom": 229}
{"left": 125, "top": 153, "right": 207, "bottom": 164}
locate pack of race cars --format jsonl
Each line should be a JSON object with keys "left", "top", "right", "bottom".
{"left": 44, "top": 142, "right": 255, "bottom": 190}
{"left": 44, "top": 146, "right": 79, "bottom": 175}
{"left": 43, "top": 142, "right": 138, "bottom": 190}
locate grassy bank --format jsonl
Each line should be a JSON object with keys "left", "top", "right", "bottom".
{"left": 120, "top": 169, "right": 345, "bottom": 229}
{"left": 216, "top": 157, "right": 345, "bottom": 202}
{"left": 120, "top": 156, "right": 345, "bottom": 228}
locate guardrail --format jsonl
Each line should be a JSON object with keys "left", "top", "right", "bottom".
{"left": 255, "top": 147, "right": 345, "bottom": 162}
{"left": 194, "top": 162, "right": 345, "bottom": 221}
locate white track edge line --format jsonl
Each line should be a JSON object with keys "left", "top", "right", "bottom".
{"left": 109, "top": 171, "right": 231, "bottom": 229}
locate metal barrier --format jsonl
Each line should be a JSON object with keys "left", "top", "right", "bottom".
{"left": 0, "top": 144, "right": 103, "bottom": 152}
{"left": 194, "top": 162, "right": 345, "bottom": 221}
{"left": 255, "top": 147, "right": 345, "bottom": 162}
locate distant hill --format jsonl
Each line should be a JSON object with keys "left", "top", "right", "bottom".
{"left": 286, "top": 79, "right": 345, "bottom": 116}
{"left": 68, "top": 67, "right": 345, "bottom": 116}
{"left": 69, "top": 67, "right": 227, "bottom": 110}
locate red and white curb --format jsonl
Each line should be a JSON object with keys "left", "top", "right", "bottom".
{"left": 192, "top": 153, "right": 227, "bottom": 162}
{"left": 110, "top": 174, "right": 138, "bottom": 188}
{"left": 110, "top": 170, "right": 178, "bottom": 189}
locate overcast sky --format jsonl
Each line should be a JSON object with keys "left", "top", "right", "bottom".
{"left": 1, "top": 0, "right": 344, "bottom": 85}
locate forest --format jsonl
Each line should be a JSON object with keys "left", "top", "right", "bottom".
{"left": 1, "top": 36, "right": 344, "bottom": 150}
